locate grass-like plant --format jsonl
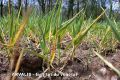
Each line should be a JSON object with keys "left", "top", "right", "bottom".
{"left": 1, "top": 1, "right": 120, "bottom": 79}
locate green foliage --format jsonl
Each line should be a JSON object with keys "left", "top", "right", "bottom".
{"left": 0, "top": 1, "right": 120, "bottom": 75}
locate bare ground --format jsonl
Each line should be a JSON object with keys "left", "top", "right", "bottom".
{"left": 0, "top": 41, "right": 120, "bottom": 80}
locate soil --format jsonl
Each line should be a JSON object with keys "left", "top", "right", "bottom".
{"left": 0, "top": 40, "right": 120, "bottom": 80}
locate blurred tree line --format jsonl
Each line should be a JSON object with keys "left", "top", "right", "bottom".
{"left": 0, "top": 0, "right": 120, "bottom": 19}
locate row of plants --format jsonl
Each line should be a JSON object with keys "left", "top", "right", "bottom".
{"left": 0, "top": 0, "right": 120, "bottom": 79}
